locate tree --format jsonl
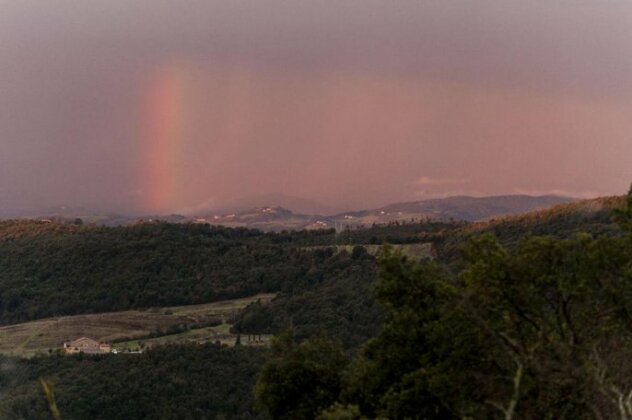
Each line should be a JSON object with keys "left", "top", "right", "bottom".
{"left": 342, "top": 247, "right": 456, "bottom": 419}
{"left": 340, "top": 201, "right": 632, "bottom": 419}
{"left": 255, "top": 331, "right": 347, "bottom": 420}
{"left": 613, "top": 184, "right": 632, "bottom": 231}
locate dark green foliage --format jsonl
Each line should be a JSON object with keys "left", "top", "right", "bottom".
{"left": 0, "top": 196, "right": 621, "bottom": 324}
{"left": 612, "top": 185, "right": 632, "bottom": 232}
{"left": 0, "top": 344, "right": 266, "bottom": 419}
{"left": 342, "top": 248, "right": 457, "bottom": 419}
{"left": 255, "top": 332, "right": 348, "bottom": 420}
{"left": 337, "top": 193, "right": 632, "bottom": 419}
{"left": 232, "top": 252, "right": 383, "bottom": 349}
{"left": 436, "top": 196, "right": 625, "bottom": 269}
{"left": 1, "top": 191, "right": 630, "bottom": 419}
{"left": 248, "top": 189, "right": 632, "bottom": 419}
{"left": 0, "top": 222, "right": 339, "bottom": 323}
{"left": 291, "top": 221, "right": 461, "bottom": 246}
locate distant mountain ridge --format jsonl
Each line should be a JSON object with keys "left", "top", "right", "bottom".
{"left": 369, "top": 194, "right": 576, "bottom": 221}
{"left": 0, "top": 194, "right": 579, "bottom": 231}
{"left": 462, "top": 195, "right": 624, "bottom": 233}
{"left": 192, "top": 206, "right": 320, "bottom": 232}
{"left": 190, "top": 195, "right": 578, "bottom": 231}
{"left": 210, "top": 192, "right": 340, "bottom": 216}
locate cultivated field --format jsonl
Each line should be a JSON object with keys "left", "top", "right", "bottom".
{"left": 0, "top": 293, "right": 275, "bottom": 357}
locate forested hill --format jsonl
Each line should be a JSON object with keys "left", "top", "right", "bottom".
{"left": 0, "top": 343, "right": 266, "bottom": 419}
{"left": 0, "top": 192, "right": 629, "bottom": 419}
{"left": 249, "top": 190, "right": 632, "bottom": 420}
{"left": 0, "top": 196, "right": 625, "bottom": 325}
{"left": 0, "top": 222, "right": 335, "bottom": 324}
{"left": 435, "top": 195, "right": 625, "bottom": 265}
{"left": 293, "top": 195, "right": 625, "bottom": 249}
{"left": 460, "top": 195, "right": 624, "bottom": 236}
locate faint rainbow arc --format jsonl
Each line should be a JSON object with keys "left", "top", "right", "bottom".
{"left": 143, "top": 67, "right": 187, "bottom": 213}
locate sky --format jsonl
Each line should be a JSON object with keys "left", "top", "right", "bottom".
{"left": 1, "top": 0, "right": 631, "bottom": 214}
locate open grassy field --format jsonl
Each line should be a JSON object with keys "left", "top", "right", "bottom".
{"left": 0, "top": 293, "right": 275, "bottom": 357}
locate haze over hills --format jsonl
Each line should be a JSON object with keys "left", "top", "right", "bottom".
{"left": 0, "top": 191, "right": 628, "bottom": 419}
{"left": 2, "top": 0, "right": 632, "bottom": 417}
{"left": 361, "top": 194, "right": 578, "bottom": 222}
{"left": 192, "top": 194, "right": 578, "bottom": 231}
{"left": 203, "top": 192, "right": 341, "bottom": 216}
{"left": 0, "top": 194, "right": 578, "bottom": 231}
{"left": 195, "top": 206, "right": 319, "bottom": 232}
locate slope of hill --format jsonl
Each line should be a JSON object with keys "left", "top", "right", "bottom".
{"left": 0, "top": 294, "right": 274, "bottom": 357}
{"left": 1, "top": 194, "right": 579, "bottom": 232}
{"left": 194, "top": 206, "right": 326, "bottom": 232}
{"left": 209, "top": 192, "right": 339, "bottom": 215}
{"left": 0, "top": 344, "right": 267, "bottom": 419}
{"left": 0, "top": 192, "right": 628, "bottom": 420}
{"left": 338, "top": 194, "right": 576, "bottom": 223}
{"left": 0, "top": 194, "right": 624, "bottom": 340}
{"left": 0, "top": 219, "right": 383, "bottom": 350}
{"left": 0, "top": 222, "right": 321, "bottom": 324}
{"left": 435, "top": 195, "right": 626, "bottom": 265}
{"left": 188, "top": 195, "right": 577, "bottom": 232}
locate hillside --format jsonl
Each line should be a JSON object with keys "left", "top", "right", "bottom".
{"left": 195, "top": 206, "right": 324, "bottom": 232}
{"left": 209, "top": 192, "right": 339, "bottom": 215}
{"left": 0, "top": 192, "right": 629, "bottom": 419}
{"left": 0, "top": 344, "right": 267, "bottom": 419}
{"left": 0, "top": 196, "right": 620, "bottom": 325}
{"left": 0, "top": 222, "right": 323, "bottom": 323}
{"left": 435, "top": 195, "right": 626, "bottom": 266}
{"left": 337, "top": 194, "right": 576, "bottom": 223}
{"left": 0, "top": 294, "right": 274, "bottom": 357}
{"left": 2, "top": 194, "right": 579, "bottom": 233}
{"left": 247, "top": 191, "right": 632, "bottom": 420}
{"left": 188, "top": 194, "right": 577, "bottom": 232}
{"left": 0, "top": 221, "right": 382, "bottom": 348}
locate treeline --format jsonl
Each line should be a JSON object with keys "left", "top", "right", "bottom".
{"left": 232, "top": 246, "right": 383, "bottom": 349}
{"left": 0, "top": 195, "right": 621, "bottom": 325}
{"left": 291, "top": 220, "right": 463, "bottom": 246}
{"left": 0, "top": 343, "right": 266, "bottom": 419}
{"left": 436, "top": 196, "right": 625, "bottom": 267}
{"left": 231, "top": 197, "right": 626, "bottom": 351}
{"left": 0, "top": 223, "right": 335, "bottom": 323}
{"left": 254, "top": 190, "right": 632, "bottom": 419}
{"left": 0, "top": 191, "right": 629, "bottom": 418}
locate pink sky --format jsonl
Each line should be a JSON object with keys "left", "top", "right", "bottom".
{"left": 1, "top": 1, "right": 631, "bottom": 213}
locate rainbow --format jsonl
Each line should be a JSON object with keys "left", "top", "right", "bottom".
{"left": 142, "top": 66, "right": 187, "bottom": 213}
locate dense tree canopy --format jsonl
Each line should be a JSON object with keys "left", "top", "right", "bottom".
{"left": 0, "top": 189, "right": 630, "bottom": 419}
{"left": 0, "top": 223, "right": 346, "bottom": 323}
{"left": 257, "top": 188, "right": 632, "bottom": 419}
{"left": 232, "top": 249, "right": 382, "bottom": 349}
{"left": 255, "top": 332, "right": 348, "bottom": 420}
{"left": 0, "top": 195, "right": 621, "bottom": 324}
{"left": 0, "top": 343, "right": 266, "bottom": 419}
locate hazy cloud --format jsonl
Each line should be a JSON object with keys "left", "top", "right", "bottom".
{"left": 417, "top": 176, "right": 471, "bottom": 186}
{"left": 174, "top": 197, "right": 218, "bottom": 216}
{"left": 512, "top": 188, "right": 601, "bottom": 199}
{"left": 1, "top": 1, "right": 631, "bottom": 213}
